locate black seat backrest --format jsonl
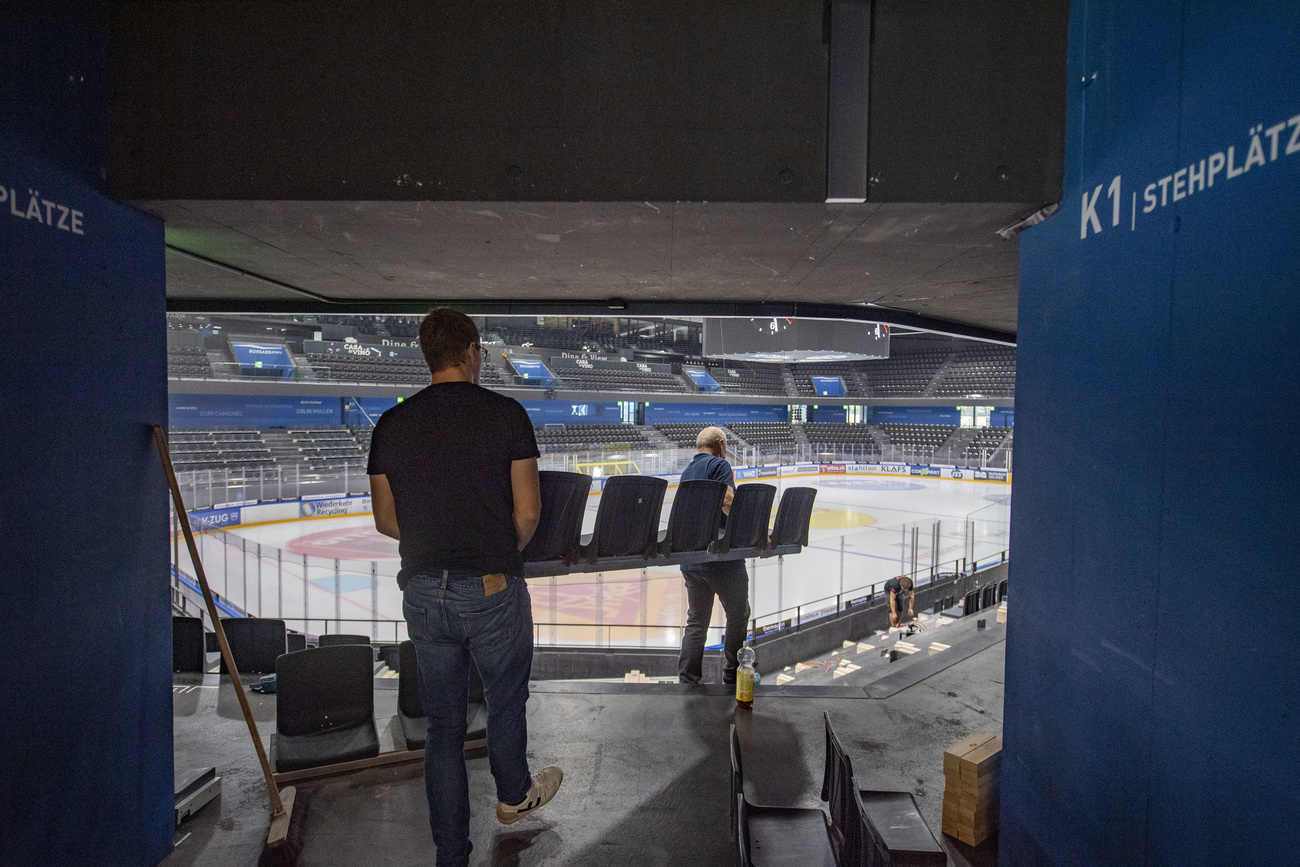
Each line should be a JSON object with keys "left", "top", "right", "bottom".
{"left": 588, "top": 475, "right": 668, "bottom": 558}
{"left": 398, "top": 640, "right": 484, "bottom": 719}
{"left": 663, "top": 480, "right": 728, "bottom": 553}
{"left": 729, "top": 724, "right": 745, "bottom": 844}
{"left": 523, "top": 471, "right": 593, "bottom": 563}
{"left": 737, "top": 794, "right": 753, "bottom": 866}
{"left": 318, "top": 633, "right": 370, "bottom": 647}
{"left": 285, "top": 632, "right": 307, "bottom": 653}
{"left": 720, "top": 483, "right": 776, "bottom": 552}
{"left": 398, "top": 640, "right": 422, "bottom": 718}
{"left": 822, "top": 711, "right": 864, "bottom": 865}
{"left": 771, "top": 487, "right": 818, "bottom": 547}
{"left": 855, "top": 789, "right": 892, "bottom": 867}
{"left": 172, "top": 616, "right": 205, "bottom": 672}
{"left": 276, "top": 644, "right": 375, "bottom": 737}
{"left": 219, "top": 617, "right": 287, "bottom": 673}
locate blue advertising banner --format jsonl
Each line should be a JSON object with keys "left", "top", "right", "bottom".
{"left": 810, "top": 375, "right": 845, "bottom": 396}
{"left": 508, "top": 357, "right": 555, "bottom": 386}
{"left": 868, "top": 405, "right": 960, "bottom": 425}
{"left": 683, "top": 367, "right": 721, "bottom": 392}
{"left": 188, "top": 506, "right": 242, "bottom": 529}
{"left": 644, "top": 403, "right": 788, "bottom": 424}
{"left": 229, "top": 341, "right": 295, "bottom": 378}
{"left": 519, "top": 400, "right": 620, "bottom": 425}
{"left": 169, "top": 394, "right": 341, "bottom": 428}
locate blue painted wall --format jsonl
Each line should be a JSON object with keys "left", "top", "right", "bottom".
{"left": 0, "top": 5, "right": 172, "bottom": 864}
{"left": 644, "top": 402, "right": 788, "bottom": 424}
{"left": 169, "top": 393, "right": 343, "bottom": 428}
{"left": 868, "top": 405, "right": 959, "bottom": 425}
{"left": 1004, "top": 3, "right": 1299, "bottom": 865}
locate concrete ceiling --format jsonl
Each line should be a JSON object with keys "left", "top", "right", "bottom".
{"left": 143, "top": 199, "right": 1037, "bottom": 335}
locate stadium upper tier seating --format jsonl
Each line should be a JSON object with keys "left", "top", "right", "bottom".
{"left": 533, "top": 424, "right": 652, "bottom": 451}
{"left": 168, "top": 427, "right": 369, "bottom": 472}
{"left": 725, "top": 422, "right": 797, "bottom": 447}
{"left": 166, "top": 314, "right": 1015, "bottom": 398}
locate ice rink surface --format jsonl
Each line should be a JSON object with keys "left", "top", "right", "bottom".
{"left": 181, "top": 474, "right": 1011, "bottom": 648}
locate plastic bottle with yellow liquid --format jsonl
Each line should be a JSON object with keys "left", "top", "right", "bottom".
{"left": 735, "top": 645, "right": 757, "bottom": 709}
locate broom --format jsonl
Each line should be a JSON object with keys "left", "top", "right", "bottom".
{"left": 154, "top": 425, "right": 307, "bottom": 867}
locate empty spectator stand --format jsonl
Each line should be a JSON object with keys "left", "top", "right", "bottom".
{"left": 302, "top": 350, "right": 429, "bottom": 386}
{"left": 931, "top": 344, "right": 1017, "bottom": 398}
{"left": 484, "top": 323, "right": 610, "bottom": 353}
{"left": 653, "top": 423, "right": 715, "bottom": 447}
{"left": 860, "top": 346, "right": 950, "bottom": 397}
{"left": 801, "top": 422, "right": 882, "bottom": 449}
{"left": 548, "top": 357, "right": 689, "bottom": 393}
{"left": 699, "top": 360, "right": 790, "bottom": 396}
{"left": 533, "top": 424, "right": 652, "bottom": 452}
{"left": 875, "top": 424, "right": 957, "bottom": 450}
{"left": 955, "top": 426, "right": 1013, "bottom": 463}
{"left": 166, "top": 344, "right": 213, "bottom": 378}
{"left": 260, "top": 428, "right": 369, "bottom": 471}
{"left": 725, "top": 422, "right": 797, "bottom": 447}
{"left": 167, "top": 429, "right": 275, "bottom": 471}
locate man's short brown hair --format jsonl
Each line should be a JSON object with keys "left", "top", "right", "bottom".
{"left": 418, "top": 308, "right": 480, "bottom": 373}
{"left": 898, "top": 576, "right": 913, "bottom": 591}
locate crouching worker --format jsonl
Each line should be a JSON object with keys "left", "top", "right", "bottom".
{"left": 886, "top": 574, "right": 914, "bottom": 628}
{"left": 369, "top": 308, "right": 562, "bottom": 867}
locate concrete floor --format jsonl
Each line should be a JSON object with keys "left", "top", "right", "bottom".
{"left": 166, "top": 630, "right": 1004, "bottom": 866}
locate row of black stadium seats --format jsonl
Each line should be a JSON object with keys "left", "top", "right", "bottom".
{"left": 174, "top": 619, "right": 483, "bottom": 772}
{"left": 521, "top": 472, "right": 816, "bottom": 577}
{"left": 731, "top": 714, "right": 945, "bottom": 866}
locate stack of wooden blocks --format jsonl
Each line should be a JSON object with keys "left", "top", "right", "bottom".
{"left": 942, "top": 731, "right": 1002, "bottom": 845}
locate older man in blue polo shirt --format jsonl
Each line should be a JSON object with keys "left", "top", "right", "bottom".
{"left": 676, "top": 425, "right": 750, "bottom": 684}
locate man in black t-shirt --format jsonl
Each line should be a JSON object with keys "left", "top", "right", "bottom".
{"left": 886, "top": 574, "right": 914, "bottom": 628}
{"left": 368, "top": 309, "right": 562, "bottom": 867}
{"left": 677, "top": 426, "right": 751, "bottom": 684}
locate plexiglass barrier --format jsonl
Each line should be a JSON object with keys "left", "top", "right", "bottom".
{"left": 169, "top": 480, "right": 1011, "bottom": 649}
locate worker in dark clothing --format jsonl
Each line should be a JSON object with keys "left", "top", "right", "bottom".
{"left": 886, "top": 574, "right": 914, "bottom": 627}
{"left": 677, "top": 426, "right": 750, "bottom": 684}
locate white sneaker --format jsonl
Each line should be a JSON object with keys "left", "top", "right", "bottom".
{"left": 496, "top": 766, "right": 563, "bottom": 825}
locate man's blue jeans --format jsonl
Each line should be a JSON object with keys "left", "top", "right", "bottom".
{"left": 678, "top": 559, "right": 750, "bottom": 684}
{"left": 403, "top": 572, "right": 534, "bottom": 867}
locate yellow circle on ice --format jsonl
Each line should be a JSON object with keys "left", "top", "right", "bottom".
{"left": 807, "top": 507, "right": 877, "bottom": 530}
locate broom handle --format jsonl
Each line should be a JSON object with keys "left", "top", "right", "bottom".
{"left": 154, "top": 425, "right": 285, "bottom": 815}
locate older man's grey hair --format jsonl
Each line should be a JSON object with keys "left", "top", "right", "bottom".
{"left": 696, "top": 426, "right": 727, "bottom": 452}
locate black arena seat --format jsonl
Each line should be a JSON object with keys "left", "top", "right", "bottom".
{"left": 769, "top": 487, "right": 818, "bottom": 556}
{"left": 730, "top": 724, "right": 836, "bottom": 867}
{"left": 396, "top": 640, "right": 488, "bottom": 752}
{"left": 822, "top": 712, "right": 945, "bottom": 866}
{"left": 714, "top": 483, "right": 776, "bottom": 559}
{"left": 272, "top": 645, "right": 379, "bottom": 772}
{"left": 218, "top": 617, "right": 286, "bottom": 674}
{"left": 659, "top": 479, "right": 728, "bottom": 564}
{"left": 318, "top": 633, "right": 371, "bottom": 647}
{"left": 579, "top": 474, "right": 668, "bottom": 570}
{"left": 522, "top": 470, "right": 593, "bottom": 577}
{"left": 172, "top": 616, "right": 205, "bottom": 673}
{"left": 285, "top": 632, "right": 307, "bottom": 653}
